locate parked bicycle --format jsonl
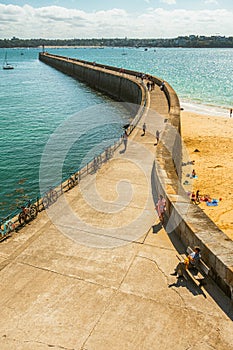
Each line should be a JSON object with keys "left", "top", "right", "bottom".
{"left": 0, "top": 218, "right": 15, "bottom": 239}
{"left": 42, "top": 187, "right": 58, "bottom": 209}
{"left": 68, "top": 172, "right": 79, "bottom": 190}
{"left": 93, "top": 155, "right": 102, "bottom": 172}
{"left": 18, "top": 200, "right": 38, "bottom": 225}
{"left": 105, "top": 147, "right": 113, "bottom": 161}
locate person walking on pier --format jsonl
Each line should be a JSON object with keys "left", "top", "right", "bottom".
{"left": 142, "top": 122, "right": 146, "bottom": 136}
{"left": 160, "top": 81, "right": 165, "bottom": 91}
{"left": 154, "top": 130, "right": 160, "bottom": 145}
{"left": 155, "top": 194, "right": 166, "bottom": 223}
{"left": 123, "top": 130, "right": 128, "bottom": 152}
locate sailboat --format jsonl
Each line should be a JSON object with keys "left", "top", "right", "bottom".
{"left": 122, "top": 47, "right": 127, "bottom": 56}
{"left": 3, "top": 52, "right": 14, "bottom": 70}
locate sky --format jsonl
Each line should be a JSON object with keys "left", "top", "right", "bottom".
{"left": 0, "top": 0, "right": 232, "bottom": 39}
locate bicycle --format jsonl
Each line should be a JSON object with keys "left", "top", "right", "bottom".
{"left": 105, "top": 147, "right": 113, "bottom": 161}
{"left": 42, "top": 187, "right": 58, "bottom": 209}
{"left": 18, "top": 200, "right": 38, "bottom": 225}
{"left": 0, "top": 218, "right": 15, "bottom": 240}
{"left": 93, "top": 155, "right": 102, "bottom": 172}
{"left": 68, "top": 172, "right": 79, "bottom": 190}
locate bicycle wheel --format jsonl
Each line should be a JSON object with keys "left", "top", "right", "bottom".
{"left": 68, "top": 177, "right": 75, "bottom": 189}
{"left": 30, "top": 205, "right": 38, "bottom": 219}
{"left": 50, "top": 189, "right": 58, "bottom": 203}
{"left": 6, "top": 221, "right": 15, "bottom": 234}
{"left": 75, "top": 172, "right": 79, "bottom": 183}
{"left": 42, "top": 196, "right": 49, "bottom": 209}
{"left": 18, "top": 212, "right": 29, "bottom": 225}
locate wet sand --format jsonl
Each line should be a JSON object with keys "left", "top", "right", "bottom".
{"left": 181, "top": 110, "right": 233, "bottom": 240}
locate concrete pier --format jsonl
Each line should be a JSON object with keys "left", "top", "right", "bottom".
{"left": 0, "top": 54, "right": 232, "bottom": 349}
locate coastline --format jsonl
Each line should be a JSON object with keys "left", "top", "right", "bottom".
{"left": 180, "top": 108, "right": 233, "bottom": 240}
{"left": 180, "top": 99, "right": 231, "bottom": 118}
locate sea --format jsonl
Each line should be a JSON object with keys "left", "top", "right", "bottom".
{"left": 0, "top": 46, "right": 232, "bottom": 219}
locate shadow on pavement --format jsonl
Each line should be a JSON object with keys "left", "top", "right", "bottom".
{"left": 165, "top": 226, "right": 233, "bottom": 320}
{"left": 152, "top": 222, "right": 163, "bottom": 234}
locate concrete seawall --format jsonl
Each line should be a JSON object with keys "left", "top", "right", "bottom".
{"left": 39, "top": 52, "right": 145, "bottom": 115}
{"left": 0, "top": 53, "right": 232, "bottom": 349}
{"left": 39, "top": 52, "right": 233, "bottom": 298}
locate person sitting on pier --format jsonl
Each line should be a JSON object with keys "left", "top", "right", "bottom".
{"left": 171, "top": 246, "right": 201, "bottom": 277}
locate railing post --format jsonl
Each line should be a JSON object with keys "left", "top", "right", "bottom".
{"left": 36, "top": 197, "right": 40, "bottom": 211}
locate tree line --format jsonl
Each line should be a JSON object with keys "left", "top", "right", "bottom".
{"left": 1, "top": 36, "right": 233, "bottom": 48}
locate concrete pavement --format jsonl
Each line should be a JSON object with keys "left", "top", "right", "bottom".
{"left": 0, "top": 84, "right": 232, "bottom": 349}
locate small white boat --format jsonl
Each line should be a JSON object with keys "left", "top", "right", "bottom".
{"left": 3, "top": 52, "right": 14, "bottom": 70}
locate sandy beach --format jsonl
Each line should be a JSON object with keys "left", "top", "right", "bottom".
{"left": 181, "top": 110, "right": 233, "bottom": 240}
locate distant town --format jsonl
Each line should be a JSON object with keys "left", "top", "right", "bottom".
{"left": 1, "top": 35, "right": 233, "bottom": 48}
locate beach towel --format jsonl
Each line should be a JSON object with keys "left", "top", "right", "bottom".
{"left": 206, "top": 202, "right": 218, "bottom": 206}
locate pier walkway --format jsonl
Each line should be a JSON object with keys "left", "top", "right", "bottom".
{"left": 0, "top": 83, "right": 232, "bottom": 349}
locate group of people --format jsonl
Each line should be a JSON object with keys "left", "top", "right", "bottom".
{"left": 146, "top": 81, "right": 155, "bottom": 91}
{"left": 155, "top": 194, "right": 203, "bottom": 279}
{"left": 141, "top": 122, "right": 160, "bottom": 145}
{"left": 187, "top": 162, "right": 221, "bottom": 205}
{"left": 191, "top": 191, "right": 221, "bottom": 206}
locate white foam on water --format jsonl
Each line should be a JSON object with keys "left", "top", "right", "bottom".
{"left": 180, "top": 100, "right": 230, "bottom": 119}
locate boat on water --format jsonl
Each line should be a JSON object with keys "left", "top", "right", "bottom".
{"left": 122, "top": 47, "right": 127, "bottom": 55}
{"left": 3, "top": 52, "right": 14, "bottom": 70}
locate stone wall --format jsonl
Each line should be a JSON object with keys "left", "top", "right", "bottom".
{"left": 152, "top": 82, "right": 233, "bottom": 299}
{"left": 39, "top": 52, "right": 233, "bottom": 299}
{"left": 39, "top": 53, "right": 144, "bottom": 116}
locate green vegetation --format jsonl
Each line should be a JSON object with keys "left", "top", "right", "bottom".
{"left": 1, "top": 35, "right": 233, "bottom": 48}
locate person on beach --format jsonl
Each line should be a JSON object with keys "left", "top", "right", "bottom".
{"left": 190, "top": 192, "right": 196, "bottom": 204}
{"left": 142, "top": 122, "right": 146, "bottom": 136}
{"left": 196, "top": 190, "right": 200, "bottom": 204}
{"left": 122, "top": 130, "right": 128, "bottom": 152}
{"left": 171, "top": 246, "right": 201, "bottom": 277}
{"left": 155, "top": 195, "right": 166, "bottom": 223}
{"left": 154, "top": 130, "right": 160, "bottom": 145}
{"left": 191, "top": 169, "right": 197, "bottom": 178}
{"left": 230, "top": 108, "right": 232, "bottom": 117}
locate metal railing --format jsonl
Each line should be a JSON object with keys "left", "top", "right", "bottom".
{"left": 1, "top": 71, "right": 148, "bottom": 239}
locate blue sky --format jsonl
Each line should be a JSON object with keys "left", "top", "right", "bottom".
{"left": 0, "top": 0, "right": 232, "bottom": 39}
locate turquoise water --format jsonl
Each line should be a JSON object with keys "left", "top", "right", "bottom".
{"left": 48, "top": 46, "right": 232, "bottom": 111}
{"left": 0, "top": 47, "right": 232, "bottom": 218}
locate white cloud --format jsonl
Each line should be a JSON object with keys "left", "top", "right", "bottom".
{"left": 160, "top": 0, "right": 176, "bottom": 4}
{"left": 205, "top": 0, "right": 218, "bottom": 4}
{"left": 0, "top": 4, "right": 232, "bottom": 39}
